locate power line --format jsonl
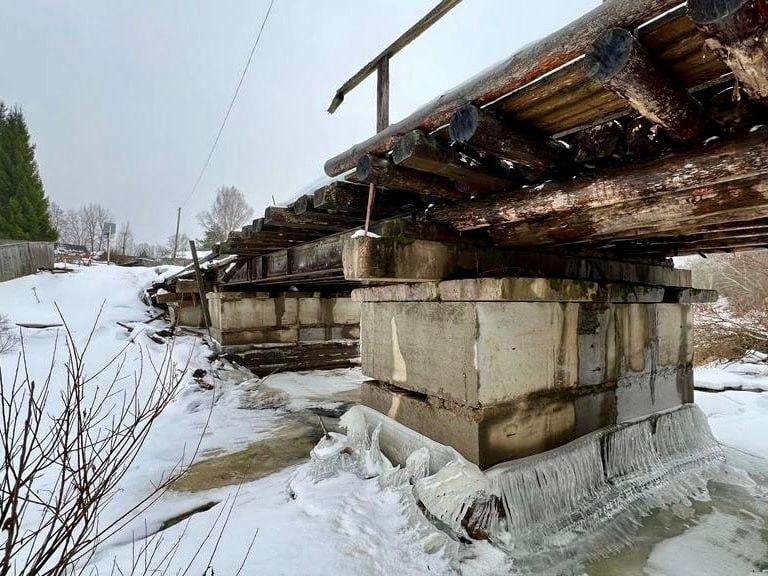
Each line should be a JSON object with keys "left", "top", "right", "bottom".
{"left": 181, "top": 0, "right": 276, "bottom": 208}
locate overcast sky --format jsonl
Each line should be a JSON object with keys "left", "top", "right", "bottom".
{"left": 1, "top": 0, "right": 598, "bottom": 244}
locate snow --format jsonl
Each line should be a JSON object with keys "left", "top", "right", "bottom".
{"left": 2, "top": 265, "right": 768, "bottom": 574}
{"left": 350, "top": 229, "right": 381, "bottom": 239}
{"left": 695, "top": 354, "right": 768, "bottom": 391}
{"left": 695, "top": 389, "right": 768, "bottom": 459}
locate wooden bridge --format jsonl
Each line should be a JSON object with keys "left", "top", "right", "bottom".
{"left": 155, "top": 0, "right": 767, "bottom": 469}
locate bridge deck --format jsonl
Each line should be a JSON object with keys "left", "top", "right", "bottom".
{"left": 220, "top": 0, "right": 768, "bottom": 290}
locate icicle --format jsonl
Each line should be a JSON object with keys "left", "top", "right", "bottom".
{"left": 414, "top": 404, "right": 724, "bottom": 569}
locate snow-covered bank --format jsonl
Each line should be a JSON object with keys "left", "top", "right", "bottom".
{"left": 695, "top": 353, "right": 768, "bottom": 392}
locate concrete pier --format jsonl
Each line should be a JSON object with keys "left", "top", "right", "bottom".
{"left": 207, "top": 291, "right": 360, "bottom": 348}
{"left": 354, "top": 276, "right": 714, "bottom": 469}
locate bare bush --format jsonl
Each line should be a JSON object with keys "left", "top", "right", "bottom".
{"left": 0, "top": 315, "right": 17, "bottom": 355}
{"left": 689, "top": 250, "right": 768, "bottom": 363}
{"left": 0, "top": 306, "right": 191, "bottom": 574}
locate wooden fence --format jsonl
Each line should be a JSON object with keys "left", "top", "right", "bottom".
{"left": 0, "top": 241, "right": 55, "bottom": 282}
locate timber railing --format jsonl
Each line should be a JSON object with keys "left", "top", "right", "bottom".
{"left": 0, "top": 241, "right": 55, "bottom": 282}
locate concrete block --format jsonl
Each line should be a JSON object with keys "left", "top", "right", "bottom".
{"left": 439, "top": 277, "right": 598, "bottom": 302}
{"left": 361, "top": 301, "right": 580, "bottom": 407}
{"left": 361, "top": 380, "right": 616, "bottom": 469}
{"left": 615, "top": 366, "right": 690, "bottom": 422}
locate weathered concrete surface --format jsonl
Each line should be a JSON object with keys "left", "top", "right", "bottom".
{"left": 169, "top": 300, "right": 205, "bottom": 328}
{"left": 361, "top": 299, "right": 692, "bottom": 415}
{"left": 361, "top": 380, "right": 615, "bottom": 469}
{"left": 207, "top": 292, "right": 360, "bottom": 347}
{"left": 358, "top": 276, "right": 705, "bottom": 467}
{"left": 344, "top": 236, "right": 696, "bottom": 286}
{"left": 353, "top": 276, "right": 716, "bottom": 304}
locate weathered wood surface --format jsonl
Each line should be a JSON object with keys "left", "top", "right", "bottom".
{"left": 428, "top": 131, "right": 768, "bottom": 247}
{"left": 689, "top": 0, "right": 768, "bottom": 101}
{"left": 263, "top": 207, "right": 363, "bottom": 232}
{"left": 310, "top": 181, "right": 424, "bottom": 218}
{"left": 448, "top": 104, "right": 555, "bottom": 175}
{"left": 392, "top": 130, "right": 511, "bottom": 193}
{"left": 0, "top": 242, "right": 54, "bottom": 283}
{"left": 584, "top": 27, "right": 705, "bottom": 141}
{"left": 356, "top": 154, "right": 466, "bottom": 200}
{"left": 377, "top": 56, "right": 390, "bottom": 132}
{"left": 324, "top": 0, "right": 687, "bottom": 176}
{"left": 227, "top": 340, "right": 360, "bottom": 377}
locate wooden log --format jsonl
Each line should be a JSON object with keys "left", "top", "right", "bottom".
{"left": 262, "top": 208, "right": 363, "bottom": 232}
{"left": 689, "top": 0, "right": 768, "bottom": 101}
{"left": 488, "top": 173, "right": 768, "bottom": 248}
{"left": 324, "top": 0, "right": 683, "bottom": 176}
{"left": 249, "top": 219, "right": 326, "bottom": 239}
{"left": 355, "top": 154, "right": 466, "bottom": 200}
{"left": 428, "top": 130, "right": 768, "bottom": 234}
{"left": 448, "top": 104, "right": 554, "bottom": 175}
{"left": 392, "top": 130, "right": 511, "bottom": 193}
{"left": 312, "top": 181, "right": 422, "bottom": 216}
{"left": 624, "top": 116, "right": 668, "bottom": 159}
{"left": 571, "top": 120, "right": 625, "bottom": 163}
{"left": 584, "top": 28, "right": 705, "bottom": 141}
{"left": 292, "top": 195, "right": 314, "bottom": 215}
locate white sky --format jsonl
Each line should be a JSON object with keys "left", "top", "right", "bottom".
{"left": 1, "top": 0, "right": 598, "bottom": 244}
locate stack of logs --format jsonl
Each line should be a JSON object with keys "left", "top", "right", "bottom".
{"left": 312, "top": 0, "right": 768, "bottom": 259}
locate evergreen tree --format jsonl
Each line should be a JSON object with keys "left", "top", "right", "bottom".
{"left": 0, "top": 104, "right": 57, "bottom": 241}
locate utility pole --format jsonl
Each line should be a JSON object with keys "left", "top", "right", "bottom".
{"left": 172, "top": 207, "right": 181, "bottom": 259}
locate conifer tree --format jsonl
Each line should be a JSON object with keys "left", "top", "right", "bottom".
{"left": 0, "top": 104, "right": 57, "bottom": 241}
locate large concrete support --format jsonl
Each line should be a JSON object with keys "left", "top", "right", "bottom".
{"left": 355, "top": 276, "right": 713, "bottom": 469}
{"left": 207, "top": 292, "right": 360, "bottom": 348}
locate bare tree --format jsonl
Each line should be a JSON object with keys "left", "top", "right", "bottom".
{"left": 48, "top": 202, "right": 65, "bottom": 240}
{"left": 197, "top": 186, "right": 253, "bottom": 248}
{"left": 0, "top": 307, "right": 193, "bottom": 574}
{"left": 117, "top": 221, "right": 134, "bottom": 256}
{"left": 79, "top": 204, "right": 113, "bottom": 252}
{"left": 0, "top": 315, "right": 17, "bottom": 354}
{"left": 165, "top": 233, "right": 189, "bottom": 258}
{"left": 690, "top": 250, "right": 768, "bottom": 363}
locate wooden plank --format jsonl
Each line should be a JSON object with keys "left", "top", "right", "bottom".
{"left": 189, "top": 240, "right": 212, "bottom": 337}
{"left": 324, "top": 0, "right": 685, "bottom": 176}
{"left": 584, "top": 27, "right": 705, "bottom": 140}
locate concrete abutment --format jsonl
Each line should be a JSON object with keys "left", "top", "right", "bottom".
{"left": 354, "top": 275, "right": 714, "bottom": 469}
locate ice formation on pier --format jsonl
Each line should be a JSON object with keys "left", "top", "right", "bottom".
{"left": 312, "top": 404, "right": 725, "bottom": 570}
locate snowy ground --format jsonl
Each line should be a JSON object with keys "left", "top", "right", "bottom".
{"left": 1, "top": 265, "right": 767, "bottom": 575}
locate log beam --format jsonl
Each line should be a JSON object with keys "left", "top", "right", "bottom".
{"left": 689, "top": 0, "right": 768, "bottom": 101}
{"left": 263, "top": 207, "right": 363, "bottom": 232}
{"left": 312, "top": 182, "right": 424, "bottom": 216}
{"left": 393, "top": 129, "right": 512, "bottom": 193}
{"left": 428, "top": 131, "right": 768, "bottom": 246}
{"left": 324, "top": 0, "right": 683, "bottom": 176}
{"left": 292, "top": 195, "right": 314, "bottom": 215}
{"left": 356, "top": 154, "right": 466, "bottom": 200}
{"left": 584, "top": 28, "right": 705, "bottom": 141}
{"left": 448, "top": 104, "right": 555, "bottom": 175}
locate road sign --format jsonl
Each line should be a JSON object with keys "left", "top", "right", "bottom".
{"left": 102, "top": 222, "right": 116, "bottom": 236}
